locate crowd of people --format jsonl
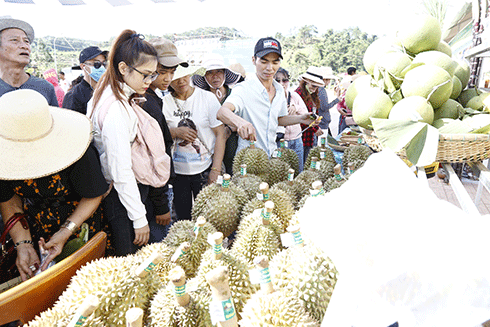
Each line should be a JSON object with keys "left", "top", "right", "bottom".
{"left": 0, "top": 17, "right": 358, "bottom": 281}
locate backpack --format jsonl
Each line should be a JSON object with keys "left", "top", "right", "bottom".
{"left": 93, "top": 94, "right": 171, "bottom": 188}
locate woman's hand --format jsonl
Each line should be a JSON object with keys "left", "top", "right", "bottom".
{"left": 314, "top": 129, "right": 324, "bottom": 137}
{"left": 16, "top": 243, "right": 40, "bottom": 281}
{"left": 178, "top": 127, "right": 198, "bottom": 143}
{"left": 288, "top": 104, "right": 298, "bottom": 115}
{"left": 208, "top": 169, "right": 220, "bottom": 184}
{"left": 134, "top": 225, "right": 150, "bottom": 246}
{"left": 156, "top": 212, "right": 171, "bottom": 226}
{"left": 38, "top": 227, "right": 72, "bottom": 271}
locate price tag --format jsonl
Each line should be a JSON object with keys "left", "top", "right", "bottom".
{"left": 280, "top": 232, "right": 294, "bottom": 248}
{"left": 256, "top": 193, "right": 263, "bottom": 201}
{"left": 216, "top": 175, "right": 223, "bottom": 185}
{"left": 209, "top": 298, "right": 236, "bottom": 324}
{"left": 249, "top": 268, "right": 262, "bottom": 285}
{"left": 271, "top": 149, "right": 279, "bottom": 158}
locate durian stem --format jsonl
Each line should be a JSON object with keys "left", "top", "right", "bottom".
{"left": 261, "top": 201, "right": 274, "bottom": 226}
{"left": 334, "top": 164, "right": 343, "bottom": 181}
{"left": 310, "top": 157, "right": 318, "bottom": 170}
{"left": 194, "top": 216, "right": 206, "bottom": 239}
{"left": 134, "top": 251, "right": 164, "bottom": 279}
{"left": 205, "top": 266, "right": 238, "bottom": 327}
{"left": 253, "top": 255, "right": 274, "bottom": 295}
{"left": 240, "top": 164, "right": 247, "bottom": 176}
{"left": 66, "top": 295, "right": 99, "bottom": 327}
{"left": 259, "top": 182, "right": 270, "bottom": 201}
{"left": 126, "top": 307, "right": 144, "bottom": 327}
{"left": 171, "top": 242, "right": 191, "bottom": 263}
{"left": 211, "top": 232, "right": 224, "bottom": 260}
{"left": 169, "top": 266, "right": 191, "bottom": 307}
{"left": 348, "top": 162, "right": 355, "bottom": 174}
{"left": 287, "top": 168, "right": 294, "bottom": 184}
{"left": 287, "top": 225, "right": 305, "bottom": 247}
{"left": 222, "top": 174, "right": 231, "bottom": 191}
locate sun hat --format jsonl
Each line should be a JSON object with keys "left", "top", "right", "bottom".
{"left": 0, "top": 89, "right": 92, "bottom": 180}
{"left": 192, "top": 53, "right": 241, "bottom": 89}
{"left": 300, "top": 66, "right": 326, "bottom": 87}
{"left": 254, "top": 37, "right": 282, "bottom": 59}
{"left": 72, "top": 46, "right": 109, "bottom": 70}
{"left": 172, "top": 65, "right": 206, "bottom": 81}
{"left": 149, "top": 37, "right": 188, "bottom": 68}
{"left": 0, "top": 18, "right": 34, "bottom": 43}
{"left": 320, "top": 66, "right": 338, "bottom": 80}
{"left": 228, "top": 62, "right": 246, "bottom": 79}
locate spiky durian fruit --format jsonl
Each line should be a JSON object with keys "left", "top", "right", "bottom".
{"left": 266, "top": 158, "right": 291, "bottom": 186}
{"left": 275, "top": 140, "right": 300, "bottom": 176}
{"left": 271, "top": 169, "right": 311, "bottom": 209}
{"left": 241, "top": 182, "right": 294, "bottom": 233}
{"left": 148, "top": 266, "right": 212, "bottom": 327}
{"left": 231, "top": 202, "right": 282, "bottom": 265}
{"left": 136, "top": 242, "right": 178, "bottom": 285}
{"left": 163, "top": 218, "right": 216, "bottom": 278}
{"left": 317, "top": 160, "right": 336, "bottom": 183}
{"left": 324, "top": 164, "right": 349, "bottom": 192}
{"left": 195, "top": 232, "right": 257, "bottom": 315}
{"left": 238, "top": 256, "right": 319, "bottom": 327}
{"left": 192, "top": 175, "right": 247, "bottom": 237}
{"left": 24, "top": 306, "right": 71, "bottom": 327}
{"left": 304, "top": 145, "right": 336, "bottom": 170}
{"left": 342, "top": 145, "right": 373, "bottom": 171}
{"left": 232, "top": 142, "right": 271, "bottom": 180}
{"left": 296, "top": 181, "right": 326, "bottom": 210}
{"left": 294, "top": 168, "right": 322, "bottom": 193}
{"left": 231, "top": 166, "right": 262, "bottom": 201}
{"left": 269, "top": 228, "right": 338, "bottom": 323}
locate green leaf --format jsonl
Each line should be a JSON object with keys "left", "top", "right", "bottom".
{"left": 405, "top": 124, "right": 439, "bottom": 166}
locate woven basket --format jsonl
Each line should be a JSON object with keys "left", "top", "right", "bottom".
{"left": 361, "top": 128, "right": 490, "bottom": 163}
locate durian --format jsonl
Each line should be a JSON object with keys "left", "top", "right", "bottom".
{"left": 205, "top": 266, "right": 239, "bottom": 327}
{"left": 136, "top": 241, "right": 178, "bottom": 284}
{"left": 304, "top": 141, "right": 336, "bottom": 170}
{"left": 148, "top": 266, "right": 212, "bottom": 327}
{"left": 232, "top": 142, "right": 271, "bottom": 180}
{"left": 195, "top": 232, "right": 256, "bottom": 316}
{"left": 266, "top": 158, "right": 291, "bottom": 186}
{"left": 231, "top": 201, "right": 282, "bottom": 265}
{"left": 231, "top": 164, "right": 262, "bottom": 201}
{"left": 24, "top": 306, "right": 72, "bottom": 327}
{"left": 241, "top": 182, "right": 294, "bottom": 233}
{"left": 269, "top": 227, "right": 338, "bottom": 323}
{"left": 295, "top": 157, "right": 323, "bottom": 187}
{"left": 297, "top": 181, "right": 326, "bottom": 210}
{"left": 271, "top": 169, "right": 310, "bottom": 209}
{"left": 192, "top": 174, "right": 247, "bottom": 237}
{"left": 324, "top": 164, "right": 349, "bottom": 192}
{"left": 275, "top": 139, "right": 300, "bottom": 175}
{"left": 164, "top": 217, "right": 216, "bottom": 278}
{"left": 342, "top": 144, "right": 373, "bottom": 171}
{"left": 238, "top": 256, "right": 319, "bottom": 327}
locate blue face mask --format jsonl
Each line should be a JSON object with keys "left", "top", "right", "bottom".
{"left": 86, "top": 65, "right": 106, "bottom": 82}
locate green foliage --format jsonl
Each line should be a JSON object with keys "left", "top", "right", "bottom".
{"left": 162, "top": 26, "right": 243, "bottom": 41}
{"left": 276, "top": 26, "right": 377, "bottom": 83}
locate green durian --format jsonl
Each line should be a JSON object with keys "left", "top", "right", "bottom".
{"left": 305, "top": 145, "right": 336, "bottom": 170}
{"left": 342, "top": 145, "right": 373, "bottom": 171}
{"left": 232, "top": 171, "right": 262, "bottom": 201}
{"left": 275, "top": 140, "right": 300, "bottom": 176}
{"left": 136, "top": 242, "right": 178, "bottom": 285}
{"left": 294, "top": 167, "right": 322, "bottom": 189}
{"left": 266, "top": 158, "right": 291, "bottom": 186}
{"left": 232, "top": 143, "right": 271, "bottom": 180}
{"left": 24, "top": 306, "right": 71, "bottom": 327}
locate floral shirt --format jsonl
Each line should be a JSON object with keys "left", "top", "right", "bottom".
{"left": 296, "top": 87, "right": 320, "bottom": 147}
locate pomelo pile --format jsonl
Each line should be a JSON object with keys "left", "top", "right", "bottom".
{"left": 349, "top": 14, "right": 490, "bottom": 134}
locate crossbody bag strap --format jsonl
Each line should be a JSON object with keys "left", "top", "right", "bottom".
{"left": 0, "top": 213, "right": 29, "bottom": 245}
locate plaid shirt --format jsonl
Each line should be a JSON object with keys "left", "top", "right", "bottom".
{"left": 295, "top": 87, "right": 320, "bottom": 147}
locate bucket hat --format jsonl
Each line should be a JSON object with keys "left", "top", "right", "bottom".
{"left": 192, "top": 53, "right": 241, "bottom": 89}
{"left": 0, "top": 89, "right": 92, "bottom": 180}
{"left": 228, "top": 62, "right": 246, "bottom": 79}
{"left": 149, "top": 37, "right": 188, "bottom": 68}
{"left": 300, "top": 66, "right": 326, "bottom": 87}
{"left": 0, "top": 18, "right": 34, "bottom": 43}
{"left": 172, "top": 65, "right": 205, "bottom": 81}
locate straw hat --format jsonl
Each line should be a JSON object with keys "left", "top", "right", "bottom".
{"left": 0, "top": 89, "right": 92, "bottom": 180}
{"left": 192, "top": 53, "right": 241, "bottom": 89}
{"left": 320, "top": 66, "right": 337, "bottom": 80}
{"left": 300, "top": 66, "right": 325, "bottom": 87}
{"left": 172, "top": 65, "right": 206, "bottom": 81}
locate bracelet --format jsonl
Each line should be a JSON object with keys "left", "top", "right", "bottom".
{"left": 211, "top": 167, "right": 221, "bottom": 172}
{"left": 61, "top": 220, "right": 78, "bottom": 234}
{"left": 14, "top": 240, "right": 34, "bottom": 249}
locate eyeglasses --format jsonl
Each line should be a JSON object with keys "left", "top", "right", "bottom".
{"left": 128, "top": 64, "right": 159, "bottom": 82}
{"left": 275, "top": 78, "right": 289, "bottom": 83}
{"left": 85, "top": 61, "right": 107, "bottom": 69}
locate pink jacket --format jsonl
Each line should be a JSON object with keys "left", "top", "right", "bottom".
{"left": 284, "top": 90, "right": 309, "bottom": 141}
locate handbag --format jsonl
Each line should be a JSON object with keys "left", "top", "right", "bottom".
{"left": 0, "top": 213, "right": 29, "bottom": 284}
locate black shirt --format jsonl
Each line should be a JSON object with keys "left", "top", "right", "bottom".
{"left": 62, "top": 79, "right": 93, "bottom": 114}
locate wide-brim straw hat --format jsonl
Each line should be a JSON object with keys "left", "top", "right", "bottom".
{"left": 0, "top": 18, "right": 34, "bottom": 43}
{"left": 300, "top": 66, "right": 325, "bottom": 87}
{"left": 192, "top": 53, "right": 241, "bottom": 89}
{"left": 0, "top": 89, "right": 92, "bottom": 180}
{"left": 172, "top": 65, "right": 206, "bottom": 81}
{"left": 320, "top": 66, "right": 338, "bottom": 80}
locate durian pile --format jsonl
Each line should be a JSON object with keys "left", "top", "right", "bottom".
{"left": 25, "top": 140, "right": 373, "bottom": 327}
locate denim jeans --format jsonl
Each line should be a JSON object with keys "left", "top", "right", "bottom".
{"left": 172, "top": 167, "right": 210, "bottom": 221}
{"left": 286, "top": 137, "right": 304, "bottom": 172}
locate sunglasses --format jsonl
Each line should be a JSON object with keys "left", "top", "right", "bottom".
{"left": 128, "top": 64, "right": 159, "bottom": 82}
{"left": 86, "top": 61, "right": 107, "bottom": 69}
{"left": 275, "top": 78, "right": 289, "bottom": 83}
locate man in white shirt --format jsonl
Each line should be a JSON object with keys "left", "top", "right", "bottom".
{"left": 217, "top": 37, "right": 318, "bottom": 157}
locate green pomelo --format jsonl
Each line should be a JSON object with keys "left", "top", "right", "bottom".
{"left": 373, "top": 51, "right": 412, "bottom": 82}
{"left": 432, "top": 118, "right": 455, "bottom": 129}
{"left": 482, "top": 93, "right": 490, "bottom": 111}
{"left": 345, "top": 75, "right": 373, "bottom": 110}
{"left": 396, "top": 15, "right": 442, "bottom": 54}
{"left": 467, "top": 93, "right": 490, "bottom": 111}
{"left": 352, "top": 88, "right": 394, "bottom": 129}
{"left": 401, "top": 64, "right": 453, "bottom": 109}
{"left": 454, "top": 59, "right": 471, "bottom": 88}
{"left": 450, "top": 75, "right": 462, "bottom": 99}
{"left": 363, "top": 37, "right": 400, "bottom": 76}
{"left": 388, "top": 96, "right": 434, "bottom": 124}
{"left": 436, "top": 40, "right": 452, "bottom": 57}
{"left": 433, "top": 99, "right": 463, "bottom": 120}
{"left": 412, "top": 50, "right": 458, "bottom": 77}
{"left": 458, "top": 88, "right": 481, "bottom": 107}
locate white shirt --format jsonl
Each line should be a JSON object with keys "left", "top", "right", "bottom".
{"left": 87, "top": 84, "right": 147, "bottom": 229}
{"left": 225, "top": 74, "right": 288, "bottom": 157}
{"left": 162, "top": 87, "right": 222, "bottom": 175}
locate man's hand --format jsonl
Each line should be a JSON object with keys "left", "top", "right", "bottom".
{"left": 156, "top": 212, "right": 171, "bottom": 226}
{"left": 314, "top": 129, "right": 324, "bottom": 137}
{"left": 236, "top": 121, "right": 256, "bottom": 141}
{"left": 299, "top": 114, "right": 321, "bottom": 127}
{"left": 134, "top": 225, "right": 150, "bottom": 246}
{"left": 178, "top": 127, "right": 198, "bottom": 143}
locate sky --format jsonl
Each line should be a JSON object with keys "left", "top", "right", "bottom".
{"left": 0, "top": 0, "right": 467, "bottom": 42}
